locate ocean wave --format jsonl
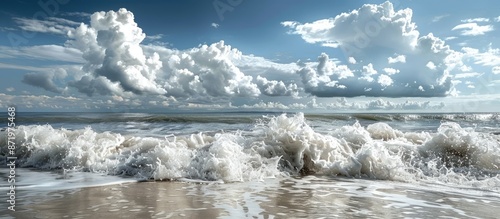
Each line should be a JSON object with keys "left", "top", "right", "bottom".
{"left": 1, "top": 113, "right": 499, "bottom": 189}
{"left": 5, "top": 112, "right": 500, "bottom": 126}
{"left": 305, "top": 113, "right": 500, "bottom": 123}
{"left": 7, "top": 113, "right": 258, "bottom": 125}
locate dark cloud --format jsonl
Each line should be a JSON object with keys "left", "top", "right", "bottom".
{"left": 22, "top": 72, "right": 64, "bottom": 93}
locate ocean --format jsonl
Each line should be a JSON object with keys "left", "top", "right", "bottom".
{"left": 1, "top": 112, "right": 500, "bottom": 218}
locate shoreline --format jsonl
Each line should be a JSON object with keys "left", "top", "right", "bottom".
{"left": 2, "top": 175, "right": 500, "bottom": 218}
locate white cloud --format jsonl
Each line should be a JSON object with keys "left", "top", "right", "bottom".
{"left": 452, "top": 23, "right": 494, "bottom": 36}
{"left": 0, "top": 93, "right": 82, "bottom": 109}
{"left": 6, "top": 87, "right": 15, "bottom": 92}
{"left": 281, "top": 20, "right": 335, "bottom": 45}
{"left": 63, "top": 12, "right": 92, "bottom": 18}
{"left": 492, "top": 66, "right": 500, "bottom": 74}
{"left": 496, "top": 16, "right": 500, "bottom": 22}
{"left": 241, "top": 101, "right": 294, "bottom": 110}
{"left": 362, "top": 63, "right": 377, "bottom": 75}
{"left": 159, "top": 41, "right": 261, "bottom": 98}
{"left": 454, "top": 72, "right": 481, "bottom": 79}
{"left": 67, "top": 8, "right": 167, "bottom": 96}
{"left": 383, "top": 68, "right": 400, "bottom": 75}
{"left": 461, "top": 18, "right": 490, "bottom": 23}
{"left": 283, "top": 1, "right": 420, "bottom": 56}
{"left": 11, "top": 6, "right": 500, "bottom": 109}
{"left": 0, "top": 45, "right": 84, "bottom": 63}
{"left": 432, "top": 15, "right": 449, "bottom": 23}
{"left": 256, "top": 76, "right": 299, "bottom": 97}
{"left": 361, "top": 63, "right": 377, "bottom": 82}
{"left": 298, "top": 53, "right": 356, "bottom": 96}
{"left": 0, "top": 62, "right": 52, "bottom": 72}
{"left": 426, "top": 61, "right": 436, "bottom": 70}
{"left": 462, "top": 46, "right": 500, "bottom": 66}
{"left": 377, "top": 74, "right": 393, "bottom": 87}
{"left": 13, "top": 17, "right": 79, "bottom": 34}
{"left": 320, "top": 98, "right": 445, "bottom": 111}
{"left": 145, "top": 34, "right": 164, "bottom": 41}
{"left": 239, "top": 98, "right": 445, "bottom": 111}
{"left": 61, "top": 9, "right": 301, "bottom": 99}
{"left": 289, "top": 2, "right": 457, "bottom": 97}
{"left": 388, "top": 55, "right": 406, "bottom": 64}
{"left": 232, "top": 54, "right": 300, "bottom": 78}
{"left": 211, "top": 23, "right": 220, "bottom": 28}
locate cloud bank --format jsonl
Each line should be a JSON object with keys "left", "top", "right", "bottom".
{"left": 63, "top": 8, "right": 296, "bottom": 100}
{"left": 284, "top": 1, "right": 462, "bottom": 97}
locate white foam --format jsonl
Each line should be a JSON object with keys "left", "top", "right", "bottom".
{"left": 1, "top": 113, "right": 499, "bottom": 189}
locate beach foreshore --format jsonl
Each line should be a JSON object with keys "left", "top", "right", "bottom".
{"left": 3, "top": 173, "right": 500, "bottom": 219}
{"left": 6, "top": 181, "right": 228, "bottom": 219}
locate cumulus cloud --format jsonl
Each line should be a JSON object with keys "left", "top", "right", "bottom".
{"left": 256, "top": 75, "right": 299, "bottom": 97}
{"left": 283, "top": 1, "right": 420, "bottom": 57}
{"left": 142, "top": 42, "right": 300, "bottom": 99}
{"left": 241, "top": 101, "right": 296, "bottom": 110}
{"left": 22, "top": 69, "right": 67, "bottom": 93}
{"left": 68, "top": 75, "right": 125, "bottom": 96}
{"left": 461, "top": 46, "right": 500, "bottom": 66}
{"left": 323, "top": 98, "right": 445, "bottom": 111}
{"left": 64, "top": 9, "right": 296, "bottom": 99}
{"left": 383, "top": 68, "right": 400, "bottom": 75}
{"left": 493, "top": 66, "right": 500, "bottom": 74}
{"left": 0, "top": 93, "right": 83, "bottom": 109}
{"left": 348, "top": 57, "right": 357, "bottom": 64}
{"left": 388, "top": 55, "right": 406, "bottom": 64}
{"left": 298, "top": 35, "right": 453, "bottom": 97}
{"left": 426, "top": 61, "right": 437, "bottom": 70}
{"left": 145, "top": 42, "right": 299, "bottom": 99}
{"left": 67, "top": 8, "right": 166, "bottom": 96}
{"left": 360, "top": 63, "right": 377, "bottom": 82}
{"left": 281, "top": 20, "right": 341, "bottom": 48}
{"left": 298, "top": 53, "right": 358, "bottom": 96}
{"left": 287, "top": 1, "right": 459, "bottom": 97}
{"left": 377, "top": 74, "right": 393, "bottom": 87}
{"left": 211, "top": 23, "right": 220, "bottom": 28}
{"left": 363, "top": 99, "right": 444, "bottom": 110}
{"left": 452, "top": 23, "right": 494, "bottom": 36}
{"left": 160, "top": 41, "right": 261, "bottom": 97}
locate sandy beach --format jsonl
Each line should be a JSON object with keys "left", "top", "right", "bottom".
{"left": 7, "top": 181, "right": 224, "bottom": 219}
{"left": 3, "top": 173, "right": 500, "bottom": 219}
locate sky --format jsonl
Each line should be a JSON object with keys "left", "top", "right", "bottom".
{"left": 1, "top": 0, "right": 500, "bottom": 112}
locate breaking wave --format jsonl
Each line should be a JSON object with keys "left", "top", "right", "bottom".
{"left": 1, "top": 113, "right": 499, "bottom": 189}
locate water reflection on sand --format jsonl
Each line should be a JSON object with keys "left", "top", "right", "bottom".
{"left": 3, "top": 173, "right": 499, "bottom": 218}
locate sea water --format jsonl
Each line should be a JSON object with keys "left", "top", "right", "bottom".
{"left": 1, "top": 112, "right": 499, "bottom": 218}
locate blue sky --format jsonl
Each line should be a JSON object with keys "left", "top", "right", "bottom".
{"left": 1, "top": 0, "right": 500, "bottom": 112}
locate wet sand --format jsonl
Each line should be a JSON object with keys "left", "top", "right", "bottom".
{"left": 3, "top": 176, "right": 500, "bottom": 219}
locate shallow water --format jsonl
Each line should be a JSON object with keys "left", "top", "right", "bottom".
{"left": 2, "top": 169, "right": 499, "bottom": 218}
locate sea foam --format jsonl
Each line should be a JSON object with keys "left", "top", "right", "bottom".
{"left": 1, "top": 113, "right": 499, "bottom": 188}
